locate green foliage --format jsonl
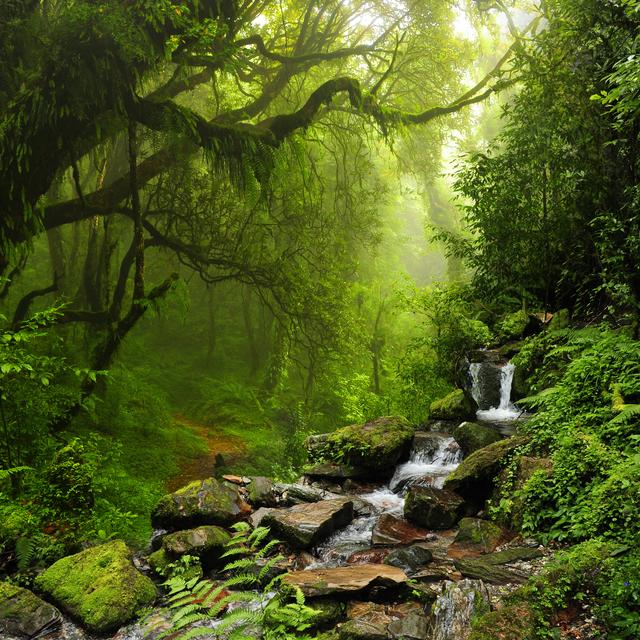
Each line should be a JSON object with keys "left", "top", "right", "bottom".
{"left": 160, "top": 523, "right": 318, "bottom": 640}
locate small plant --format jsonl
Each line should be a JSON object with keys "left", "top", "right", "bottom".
{"left": 157, "top": 523, "right": 318, "bottom": 639}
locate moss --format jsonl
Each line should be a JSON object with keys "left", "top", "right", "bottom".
{"left": 148, "top": 547, "right": 203, "bottom": 580}
{"left": 162, "top": 525, "right": 230, "bottom": 557}
{"left": 0, "top": 582, "right": 61, "bottom": 637}
{"left": 499, "top": 310, "right": 529, "bottom": 341}
{"left": 309, "top": 416, "right": 414, "bottom": 470}
{"left": 453, "top": 517, "right": 503, "bottom": 552}
{"left": 429, "top": 389, "right": 476, "bottom": 421}
{"left": 453, "top": 422, "right": 502, "bottom": 455}
{"left": 469, "top": 603, "right": 535, "bottom": 640}
{"left": 35, "top": 540, "right": 156, "bottom": 633}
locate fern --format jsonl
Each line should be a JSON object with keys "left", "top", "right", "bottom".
{"left": 15, "top": 536, "right": 37, "bottom": 570}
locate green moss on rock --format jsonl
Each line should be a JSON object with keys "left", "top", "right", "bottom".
{"left": 152, "top": 477, "right": 250, "bottom": 529}
{"left": 469, "top": 603, "right": 535, "bottom": 640}
{"left": 452, "top": 517, "right": 504, "bottom": 554}
{"left": 35, "top": 540, "right": 156, "bottom": 633}
{"left": 453, "top": 422, "right": 502, "bottom": 456}
{"left": 429, "top": 390, "right": 476, "bottom": 421}
{"left": 0, "top": 582, "right": 62, "bottom": 638}
{"left": 306, "top": 416, "right": 414, "bottom": 471}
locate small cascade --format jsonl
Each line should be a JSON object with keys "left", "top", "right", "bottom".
{"left": 470, "top": 359, "right": 521, "bottom": 423}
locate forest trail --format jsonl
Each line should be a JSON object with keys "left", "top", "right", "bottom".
{"left": 166, "top": 414, "right": 248, "bottom": 492}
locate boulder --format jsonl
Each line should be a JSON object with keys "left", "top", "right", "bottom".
{"left": 304, "top": 462, "right": 370, "bottom": 480}
{"left": 35, "top": 540, "right": 156, "bottom": 633}
{"left": 341, "top": 602, "right": 393, "bottom": 640}
{"left": 431, "top": 579, "right": 491, "bottom": 640}
{"left": 449, "top": 518, "right": 504, "bottom": 556}
{"left": 384, "top": 545, "right": 433, "bottom": 574}
{"left": 453, "top": 423, "right": 501, "bottom": 456}
{"left": 468, "top": 363, "right": 503, "bottom": 410}
{"left": 480, "top": 547, "right": 544, "bottom": 565}
{"left": 262, "top": 498, "right": 353, "bottom": 548}
{"left": 404, "top": 486, "right": 465, "bottom": 529}
{"left": 147, "top": 548, "right": 203, "bottom": 580}
{"left": 0, "top": 582, "right": 61, "bottom": 639}
{"left": 371, "top": 514, "right": 430, "bottom": 546}
{"left": 250, "top": 507, "right": 276, "bottom": 528}
{"left": 305, "top": 416, "right": 414, "bottom": 472}
{"left": 152, "top": 477, "right": 251, "bottom": 529}
{"left": 283, "top": 564, "right": 408, "bottom": 598}
{"left": 247, "top": 476, "right": 277, "bottom": 507}
{"left": 161, "top": 525, "right": 230, "bottom": 567}
{"left": 273, "top": 482, "right": 340, "bottom": 505}
{"left": 429, "top": 390, "right": 477, "bottom": 422}
{"left": 410, "top": 432, "right": 447, "bottom": 458}
{"left": 444, "top": 436, "right": 528, "bottom": 508}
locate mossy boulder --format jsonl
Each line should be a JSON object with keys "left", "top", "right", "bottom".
{"left": 247, "top": 476, "right": 277, "bottom": 507}
{"left": 429, "top": 390, "right": 477, "bottom": 422}
{"left": 152, "top": 477, "right": 251, "bottom": 529}
{"left": 148, "top": 548, "right": 203, "bottom": 580}
{"left": 305, "top": 416, "right": 414, "bottom": 472}
{"left": 0, "top": 582, "right": 62, "bottom": 638}
{"left": 453, "top": 422, "right": 501, "bottom": 456}
{"left": 450, "top": 517, "right": 504, "bottom": 555}
{"left": 404, "top": 486, "right": 465, "bottom": 529}
{"left": 162, "top": 525, "right": 230, "bottom": 559}
{"left": 444, "top": 436, "right": 528, "bottom": 509}
{"left": 35, "top": 540, "right": 156, "bottom": 633}
{"left": 468, "top": 603, "right": 535, "bottom": 640}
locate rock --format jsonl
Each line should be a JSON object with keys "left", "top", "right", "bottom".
{"left": 431, "top": 579, "right": 491, "bottom": 640}
{"left": 474, "top": 546, "right": 544, "bottom": 565}
{"left": 35, "top": 540, "right": 156, "bottom": 633}
{"left": 250, "top": 506, "right": 276, "bottom": 528}
{"left": 429, "top": 390, "right": 477, "bottom": 422}
{"left": 340, "top": 602, "right": 392, "bottom": 640}
{"left": 305, "top": 416, "right": 414, "bottom": 472}
{"left": 262, "top": 498, "right": 353, "bottom": 548}
{"left": 404, "top": 486, "right": 465, "bottom": 529}
{"left": 304, "top": 463, "right": 370, "bottom": 480}
{"left": 0, "top": 582, "right": 62, "bottom": 638}
{"left": 453, "top": 557, "right": 526, "bottom": 585}
{"left": 449, "top": 518, "right": 504, "bottom": 556}
{"left": 444, "top": 437, "right": 528, "bottom": 509}
{"left": 347, "top": 548, "right": 392, "bottom": 565}
{"left": 387, "top": 612, "right": 429, "bottom": 640}
{"left": 468, "top": 603, "right": 535, "bottom": 640}
{"left": 372, "top": 514, "right": 430, "bottom": 546}
{"left": 283, "top": 564, "right": 408, "bottom": 598}
{"left": 274, "top": 482, "right": 341, "bottom": 505}
{"left": 222, "top": 474, "right": 247, "bottom": 484}
{"left": 152, "top": 477, "right": 251, "bottom": 529}
{"left": 161, "top": 525, "right": 230, "bottom": 567}
{"left": 453, "top": 423, "right": 501, "bottom": 456}
{"left": 384, "top": 545, "right": 433, "bottom": 574}
{"left": 468, "top": 362, "right": 504, "bottom": 410}
{"left": 410, "top": 432, "right": 447, "bottom": 458}
{"left": 247, "top": 476, "right": 277, "bottom": 507}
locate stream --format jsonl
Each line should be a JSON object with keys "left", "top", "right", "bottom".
{"left": 12, "top": 355, "right": 527, "bottom": 640}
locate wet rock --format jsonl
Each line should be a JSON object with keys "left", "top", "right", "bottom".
{"left": 305, "top": 463, "right": 370, "bottom": 480}
{"left": 410, "top": 432, "right": 447, "bottom": 458}
{"left": 429, "top": 390, "right": 477, "bottom": 422}
{"left": 35, "top": 540, "right": 156, "bottom": 633}
{"left": 372, "top": 514, "right": 430, "bottom": 546}
{"left": 247, "top": 476, "right": 277, "bottom": 507}
{"left": 453, "top": 557, "right": 526, "bottom": 584}
{"left": 262, "top": 498, "right": 353, "bottom": 548}
{"left": 341, "top": 602, "right": 393, "bottom": 640}
{"left": 305, "top": 416, "right": 415, "bottom": 472}
{"left": 387, "top": 612, "right": 429, "bottom": 640}
{"left": 274, "top": 482, "right": 341, "bottom": 505}
{"left": 152, "top": 477, "right": 251, "bottom": 529}
{"left": 449, "top": 518, "right": 504, "bottom": 557}
{"left": 443, "top": 437, "right": 529, "bottom": 509}
{"left": 250, "top": 506, "right": 276, "bottom": 528}
{"left": 384, "top": 545, "right": 433, "bottom": 574}
{"left": 404, "top": 486, "right": 465, "bottom": 529}
{"left": 469, "top": 362, "right": 504, "bottom": 410}
{"left": 475, "top": 546, "right": 544, "bottom": 565}
{"left": 283, "top": 564, "right": 408, "bottom": 598}
{"left": 431, "top": 579, "right": 491, "bottom": 640}
{"left": 347, "top": 548, "right": 392, "bottom": 565}
{"left": 453, "top": 423, "right": 501, "bottom": 456}
{"left": 0, "top": 582, "right": 62, "bottom": 638}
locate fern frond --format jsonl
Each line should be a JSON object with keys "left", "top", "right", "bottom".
{"left": 254, "top": 538, "right": 280, "bottom": 559}
{"left": 608, "top": 404, "right": 640, "bottom": 425}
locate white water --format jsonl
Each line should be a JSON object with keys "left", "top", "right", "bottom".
{"left": 473, "top": 362, "right": 521, "bottom": 421}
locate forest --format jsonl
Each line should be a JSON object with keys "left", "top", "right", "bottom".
{"left": 0, "top": 0, "right": 639, "bottom": 639}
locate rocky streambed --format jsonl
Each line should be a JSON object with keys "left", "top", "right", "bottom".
{"left": 1, "top": 361, "right": 554, "bottom": 640}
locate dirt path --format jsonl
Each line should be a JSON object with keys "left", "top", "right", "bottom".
{"left": 166, "top": 414, "right": 248, "bottom": 492}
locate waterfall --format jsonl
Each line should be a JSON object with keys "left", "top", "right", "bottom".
{"left": 471, "top": 360, "right": 521, "bottom": 422}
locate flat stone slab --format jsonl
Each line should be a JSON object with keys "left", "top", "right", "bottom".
{"left": 262, "top": 498, "right": 353, "bottom": 548}
{"left": 283, "top": 563, "right": 408, "bottom": 597}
